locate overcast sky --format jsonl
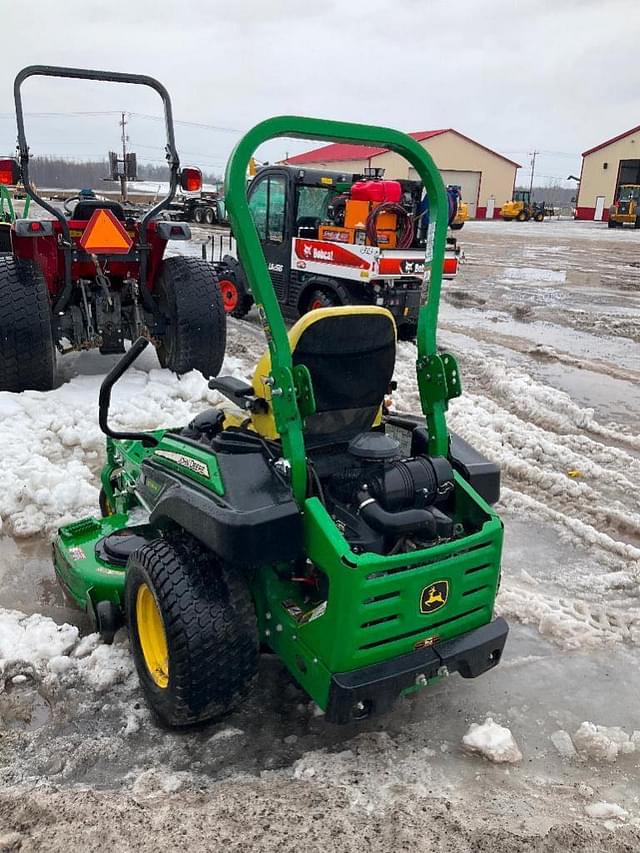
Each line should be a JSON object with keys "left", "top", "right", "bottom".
{"left": 0, "top": 0, "right": 637, "bottom": 188}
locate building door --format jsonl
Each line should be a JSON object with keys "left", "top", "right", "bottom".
{"left": 408, "top": 167, "right": 481, "bottom": 217}
{"left": 439, "top": 170, "right": 481, "bottom": 218}
{"left": 594, "top": 196, "right": 605, "bottom": 221}
{"left": 485, "top": 197, "right": 495, "bottom": 219}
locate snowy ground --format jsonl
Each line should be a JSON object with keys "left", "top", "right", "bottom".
{"left": 1, "top": 219, "right": 639, "bottom": 851}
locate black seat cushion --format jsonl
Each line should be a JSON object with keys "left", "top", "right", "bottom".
{"left": 292, "top": 311, "right": 395, "bottom": 442}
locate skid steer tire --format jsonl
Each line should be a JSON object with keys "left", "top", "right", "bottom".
{"left": 155, "top": 256, "right": 226, "bottom": 378}
{"left": 307, "top": 289, "right": 340, "bottom": 311}
{"left": 218, "top": 270, "right": 253, "bottom": 319}
{"left": 125, "top": 535, "right": 259, "bottom": 728}
{"left": 0, "top": 255, "right": 56, "bottom": 392}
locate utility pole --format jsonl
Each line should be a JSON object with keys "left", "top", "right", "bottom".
{"left": 528, "top": 150, "right": 538, "bottom": 199}
{"left": 120, "top": 112, "right": 128, "bottom": 203}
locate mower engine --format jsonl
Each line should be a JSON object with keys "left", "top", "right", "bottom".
{"left": 323, "top": 432, "right": 459, "bottom": 556}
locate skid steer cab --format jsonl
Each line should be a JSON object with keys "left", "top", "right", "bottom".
{"left": 215, "top": 165, "right": 462, "bottom": 340}
{"left": 53, "top": 116, "right": 507, "bottom": 729}
{"left": 0, "top": 66, "right": 226, "bottom": 393}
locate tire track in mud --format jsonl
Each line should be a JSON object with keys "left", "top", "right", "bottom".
{"left": 441, "top": 320, "right": 640, "bottom": 398}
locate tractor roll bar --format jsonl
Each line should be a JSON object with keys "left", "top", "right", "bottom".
{"left": 13, "top": 66, "right": 181, "bottom": 298}
{"left": 224, "top": 117, "right": 450, "bottom": 503}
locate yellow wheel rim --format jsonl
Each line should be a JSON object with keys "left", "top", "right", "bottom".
{"left": 136, "top": 583, "right": 169, "bottom": 688}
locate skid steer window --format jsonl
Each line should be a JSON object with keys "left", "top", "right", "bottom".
{"left": 297, "top": 186, "right": 336, "bottom": 221}
{"left": 249, "top": 175, "right": 286, "bottom": 244}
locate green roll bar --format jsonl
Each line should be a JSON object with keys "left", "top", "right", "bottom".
{"left": 224, "top": 116, "right": 460, "bottom": 503}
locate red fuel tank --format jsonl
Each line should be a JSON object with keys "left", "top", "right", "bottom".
{"left": 350, "top": 180, "right": 402, "bottom": 204}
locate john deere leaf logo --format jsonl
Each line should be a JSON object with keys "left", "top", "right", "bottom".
{"left": 420, "top": 581, "right": 449, "bottom": 614}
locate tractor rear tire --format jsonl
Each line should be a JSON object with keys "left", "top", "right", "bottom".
{"left": 218, "top": 270, "right": 253, "bottom": 319}
{"left": 155, "top": 256, "right": 226, "bottom": 377}
{"left": 0, "top": 256, "right": 56, "bottom": 392}
{"left": 204, "top": 207, "right": 216, "bottom": 226}
{"left": 125, "top": 535, "right": 259, "bottom": 728}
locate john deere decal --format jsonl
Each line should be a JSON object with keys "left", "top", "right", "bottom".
{"left": 420, "top": 581, "right": 449, "bottom": 614}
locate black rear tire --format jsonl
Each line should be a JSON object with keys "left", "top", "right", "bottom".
{"left": 193, "top": 207, "right": 204, "bottom": 224}
{"left": 449, "top": 223, "right": 464, "bottom": 231}
{"left": 125, "top": 535, "right": 259, "bottom": 727}
{"left": 608, "top": 218, "right": 617, "bottom": 228}
{"left": 155, "top": 256, "right": 226, "bottom": 377}
{"left": 0, "top": 255, "right": 56, "bottom": 392}
{"left": 204, "top": 207, "right": 215, "bottom": 225}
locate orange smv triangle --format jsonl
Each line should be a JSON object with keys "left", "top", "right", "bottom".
{"left": 79, "top": 208, "right": 133, "bottom": 254}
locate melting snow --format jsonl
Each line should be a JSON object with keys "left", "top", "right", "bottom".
{"left": 462, "top": 718, "right": 522, "bottom": 763}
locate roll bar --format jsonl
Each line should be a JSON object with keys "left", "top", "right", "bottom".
{"left": 224, "top": 117, "right": 453, "bottom": 503}
{"left": 13, "top": 65, "right": 181, "bottom": 297}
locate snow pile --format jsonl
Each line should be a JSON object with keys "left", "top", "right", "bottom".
{"left": 0, "top": 607, "right": 134, "bottom": 691}
{"left": 0, "top": 609, "right": 78, "bottom": 673}
{"left": 584, "top": 801, "right": 629, "bottom": 821}
{"left": 572, "top": 722, "right": 640, "bottom": 763}
{"left": 462, "top": 718, "right": 522, "bottom": 763}
{"left": 550, "top": 729, "right": 578, "bottom": 759}
{"left": 0, "top": 350, "right": 252, "bottom": 538}
{"left": 497, "top": 578, "right": 640, "bottom": 650}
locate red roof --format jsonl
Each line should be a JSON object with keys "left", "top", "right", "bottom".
{"left": 582, "top": 124, "right": 640, "bottom": 157}
{"left": 284, "top": 130, "right": 448, "bottom": 165}
{"left": 283, "top": 129, "right": 520, "bottom": 168}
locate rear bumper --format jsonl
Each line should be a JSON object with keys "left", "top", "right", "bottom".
{"left": 325, "top": 617, "right": 508, "bottom": 724}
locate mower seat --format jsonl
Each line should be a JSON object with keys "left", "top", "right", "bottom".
{"left": 250, "top": 306, "right": 397, "bottom": 444}
{"left": 71, "top": 199, "right": 126, "bottom": 221}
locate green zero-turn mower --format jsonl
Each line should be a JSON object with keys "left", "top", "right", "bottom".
{"left": 53, "top": 117, "right": 508, "bottom": 726}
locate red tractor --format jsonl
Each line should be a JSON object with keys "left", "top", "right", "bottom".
{"left": 0, "top": 66, "right": 226, "bottom": 393}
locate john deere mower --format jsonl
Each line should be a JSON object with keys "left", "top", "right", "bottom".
{"left": 0, "top": 66, "right": 225, "bottom": 393}
{"left": 53, "top": 117, "right": 507, "bottom": 726}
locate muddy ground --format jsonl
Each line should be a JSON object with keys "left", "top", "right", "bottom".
{"left": 1, "top": 218, "right": 639, "bottom": 851}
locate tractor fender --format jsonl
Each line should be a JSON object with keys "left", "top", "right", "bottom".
{"left": 297, "top": 276, "right": 350, "bottom": 313}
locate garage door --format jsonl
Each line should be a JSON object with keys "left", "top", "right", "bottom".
{"left": 409, "top": 168, "right": 481, "bottom": 217}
